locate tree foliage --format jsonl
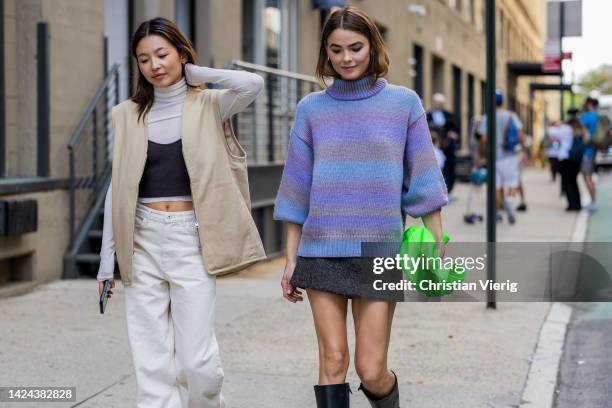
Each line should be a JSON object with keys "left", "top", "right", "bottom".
{"left": 578, "top": 64, "right": 612, "bottom": 94}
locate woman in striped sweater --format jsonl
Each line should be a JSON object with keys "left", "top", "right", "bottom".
{"left": 274, "top": 6, "right": 448, "bottom": 408}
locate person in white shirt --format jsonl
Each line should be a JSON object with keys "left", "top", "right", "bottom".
{"left": 476, "top": 90, "right": 525, "bottom": 224}
{"left": 545, "top": 121, "right": 562, "bottom": 183}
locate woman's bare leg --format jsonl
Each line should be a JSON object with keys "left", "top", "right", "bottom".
{"left": 307, "top": 289, "right": 350, "bottom": 385}
{"left": 352, "top": 298, "right": 397, "bottom": 397}
{"left": 583, "top": 172, "right": 596, "bottom": 203}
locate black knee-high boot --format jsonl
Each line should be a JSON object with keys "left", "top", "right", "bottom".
{"left": 358, "top": 371, "right": 400, "bottom": 408}
{"left": 314, "top": 383, "right": 351, "bottom": 408}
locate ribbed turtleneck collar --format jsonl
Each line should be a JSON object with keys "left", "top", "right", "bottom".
{"left": 326, "top": 76, "right": 387, "bottom": 101}
{"left": 154, "top": 77, "right": 187, "bottom": 102}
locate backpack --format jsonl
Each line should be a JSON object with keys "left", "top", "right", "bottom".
{"left": 592, "top": 114, "right": 611, "bottom": 151}
{"left": 503, "top": 115, "right": 520, "bottom": 152}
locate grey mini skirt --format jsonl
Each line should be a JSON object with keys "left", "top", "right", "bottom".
{"left": 290, "top": 257, "right": 404, "bottom": 301}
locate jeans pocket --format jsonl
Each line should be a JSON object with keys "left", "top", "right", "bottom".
{"left": 135, "top": 213, "right": 146, "bottom": 228}
{"left": 174, "top": 221, "right": 201, "bottom": 249}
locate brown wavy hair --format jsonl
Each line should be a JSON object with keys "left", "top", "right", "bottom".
{"left": 315, "top": 6, "right": 389, "bottom": 87}
{"left": 130, "top": 17, "right": 197, "bottom": 123}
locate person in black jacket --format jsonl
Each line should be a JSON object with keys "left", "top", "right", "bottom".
{"left": 426, "top": 93, "right": 458, "bottom": 194}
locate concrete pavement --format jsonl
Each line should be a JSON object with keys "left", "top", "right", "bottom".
{"left": 0, "top": 167, "right": 588, "bottom": 407}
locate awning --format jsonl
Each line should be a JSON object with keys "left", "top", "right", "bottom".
{"left": 507, "top": 62, "right": 561, "bottom": 76}
{"left": 530, "top": 83, "right": 572, "bottom": 92}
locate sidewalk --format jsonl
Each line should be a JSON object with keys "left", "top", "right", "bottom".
{"left": 0, "top": 167, "right": 585, "bottom": 407}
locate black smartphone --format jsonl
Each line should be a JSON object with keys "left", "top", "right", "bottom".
{"left": 99, "top": 280, "right": 111, "bottom": 314}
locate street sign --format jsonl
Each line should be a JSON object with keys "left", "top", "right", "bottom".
{"left": 543, "top": 39, "right": 561, "bottom": 72}
{"left": 547, "top": 0, "right": 582, "bottom": 39}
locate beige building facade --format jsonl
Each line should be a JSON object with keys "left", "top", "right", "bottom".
{"left": 1, "top": 0, "right": 106, "bottom": 294}
{"left": 208, "top": 0, "right": 552, "bottom": 146}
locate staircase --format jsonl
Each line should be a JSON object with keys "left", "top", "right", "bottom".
{"left": 67, "top": 186, "right": 112, "bottom": 278}
{"left": 62, "top": 63, "right": 120, "bottom": 279}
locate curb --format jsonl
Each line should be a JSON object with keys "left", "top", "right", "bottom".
{"left": 518, "top": 209, "right": 590, "bottom": 407}
{"left": 519, "top": 303, "right": 572, "bottom": 407}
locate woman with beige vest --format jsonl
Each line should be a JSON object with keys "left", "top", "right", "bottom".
{"left": 96, "top": 17, "right": 266, "bottom": 408}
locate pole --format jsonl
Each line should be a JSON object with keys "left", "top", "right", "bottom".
{"left": 559, "top": 1, "right": 565, "bottom": 121}
{"left": 0, "top": 0, "right": 5, "bottom": 177}
{"left": 37, "top": 22, "right": 50, "bottom": 177}
{"left": 485, "top": 0, "right": 496, "bottom": 309}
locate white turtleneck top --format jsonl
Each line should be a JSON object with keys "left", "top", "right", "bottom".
{"left": 97, "top": 64, "right": 264, "bottom": 281}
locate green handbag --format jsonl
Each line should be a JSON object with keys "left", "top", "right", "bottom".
{"left": 399, "top": 226, "right": 467, "bottom": 297}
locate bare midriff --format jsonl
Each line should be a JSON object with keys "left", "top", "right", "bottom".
{"left": 142, "top": 201, "right": 194, "bottom": 212}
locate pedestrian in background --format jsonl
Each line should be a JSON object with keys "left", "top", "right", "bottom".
{"left": 579, "top": 97, "right": 600, "bottom": 211}
{"left": 431, "top": 129, "right": 447, "bottom": 169}
{"left": 427, "top": 93, "right": 458, "bottom": 195}
{"left": 544, "top": 121, "right": 562, "bottom": 184}
{"left": 96, "top": 17, "right": 266, "bottom": 408}
{"left": 556, "top": 119, "right": 587, "bottom": 211}
{"left": 545, "top": 121, "right": 566, "bottom": 198}
{"left": 476, "top": 90, "right": 524, "bottom": 224}
{"left": 274, "top": 6, "right": 448, "bottom": 408}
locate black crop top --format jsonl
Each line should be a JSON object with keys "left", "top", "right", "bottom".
{"left": 138, "top": 140, "right": 192, "bottom": 198}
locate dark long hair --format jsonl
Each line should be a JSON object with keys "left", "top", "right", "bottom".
{"left": 130, "top": 17, "right": 197, "bottom": 123}
{"left": 315, "top": 6, "right": 389, "bottom": 87}
{"left": 567, "top": 117, "right": 588, "bottom": 143}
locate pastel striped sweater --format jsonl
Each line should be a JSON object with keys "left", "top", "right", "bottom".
{"left": 273, "top": 76, "right": 448, "bottom": 257}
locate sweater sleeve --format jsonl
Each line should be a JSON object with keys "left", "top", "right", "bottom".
{"left": 97, "top": 182, "right": 115, "bottom": 281}
{"left": 402, "top": 113, "right": 449, "bottom": 218}
{"left": 273, "top": 103, "right": 313, "bottom": 224}
{"left": 184, "top": 63, "right": 264, "bottom": 121}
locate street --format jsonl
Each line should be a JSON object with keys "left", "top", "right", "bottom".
{"left": 555, "top": 170, "right": 612, "bottom": 407}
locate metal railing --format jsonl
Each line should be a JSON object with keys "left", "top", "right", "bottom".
{"left": 225, "top": 60, "right": 321, "bottom": 164}
{"left": 67, "top": 63, "right": 120, "bottom": 247}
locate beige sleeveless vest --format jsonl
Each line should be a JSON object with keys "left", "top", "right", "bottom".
{"left": 110, "top": 87, "right": 266, "bottom": 286}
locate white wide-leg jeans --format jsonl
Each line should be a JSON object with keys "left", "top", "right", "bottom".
{"left": 124, "top": 203, "right": 225, "bottom": 408}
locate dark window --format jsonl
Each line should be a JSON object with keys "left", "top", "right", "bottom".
{"left": 467, "top": 73, "right": 474, "bottom": 134}
{"left": 500, "top": 12, "right": 505, "bottom": 49}
{"left": 265, "top": 0, "right": 281, "bottom": 68}
{"left": 480, "top": 80, "right": 486, "bottom": 115}
{"left": 241, "top": 0, "right": 255, "bottom": 62}
{"left": 431, "top": 54, "right": 445, "bottom": 95}
{"left": 175, "top": 0, "right": 195, "bottom": 44}
{"left": 452, "top": 65, "right": 462, "bottom": 146}
{"left": 413, "top": 44, "right": 424, "bottom": 98}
